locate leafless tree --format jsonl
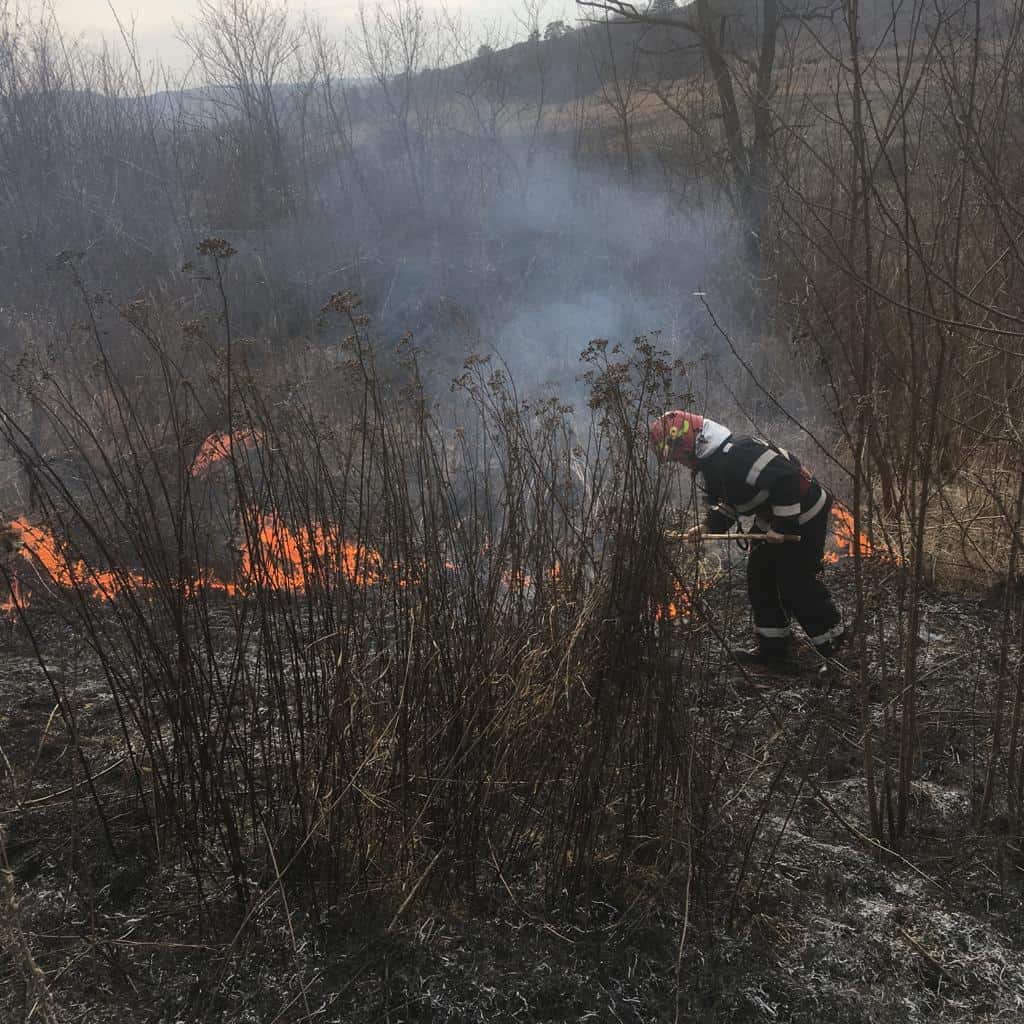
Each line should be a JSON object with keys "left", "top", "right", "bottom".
{"left": 576, "top": 1, "right": 836, "bottom": 262}
{"left": 583, "top": 11, "right": 646, "bottom": 182}
{"left": 178, "top": 0, "right": 303, "bottom": 219}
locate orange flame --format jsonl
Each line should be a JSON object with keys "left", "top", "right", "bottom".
{"left": 825, "top": 506, "right": 877, "bottom": 564}
{"left": 655, "top": 596, "right": 691, "bottom": 621}
{"left": 499, "top": 561, "right": 565, "bottom": 593}
{"left": 0, "top": 576, "right": 27, "bottom": 615}
{"left": 2, "top": 513, "right": 565, "bottom": 617}
{"left": 655, "top": 581, "right": 694, "bottom": 621}
{"left": 240, "top": 511, "right": 383, "bottom": 590}
{"left": 9, "top": 518, "right": 150, "bottom": 602}
{"left": 3, "top": 510, "right": 388, "bottom": 615}
{"left": 190, "top": 429, "right": 263, "bottom": 477}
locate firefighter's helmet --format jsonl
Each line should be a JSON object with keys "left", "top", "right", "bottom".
{"left": 649, "top": 410, "right": 705, "bottom": 467}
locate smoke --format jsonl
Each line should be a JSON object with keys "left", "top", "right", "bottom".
{"left": 236, "top": 145, "right": 737, "bottom": 415}
{"left": 481, "top": 155, "right": 718, "bottom": 392}
{"left": 250, "top": 142, "right": 825, "bottom": 458}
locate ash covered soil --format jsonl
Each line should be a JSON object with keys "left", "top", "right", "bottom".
{"left": 2, "top": 560, "right": 1024, "bottom": 1023}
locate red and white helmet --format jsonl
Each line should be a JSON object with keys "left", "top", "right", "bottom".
{"left": 650, "top": 411, "right": 731, "bottom": 468}
{"left": 649, "top": 410, "right": 704, "bottom": 467}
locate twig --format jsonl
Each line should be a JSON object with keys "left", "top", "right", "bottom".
{"left": 896, "top": 926, "right": 965, "bottom": 991}
{"left": 1, "top": 757, "right": 127, "bottom": 813}
{"left": 0, "top": 827, "right": 59, "bottom": 1024}
{"left": 387, "top": 849, "right": 443, "bottom": 933}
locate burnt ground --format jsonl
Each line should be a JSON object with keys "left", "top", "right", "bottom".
{"left": 2, "top": 559, "right": 1024, "bottom": 1023}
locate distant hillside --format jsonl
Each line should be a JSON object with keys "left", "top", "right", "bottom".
{"left": 121, "top": 1, "right": 1008, "bottom": 131}
{"left": 414, "top": 0, "right": 1006, "bottom": 113}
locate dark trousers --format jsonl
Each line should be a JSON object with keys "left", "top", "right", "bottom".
{"left": 747, "top": 500, "right": 844, "bottom": 652}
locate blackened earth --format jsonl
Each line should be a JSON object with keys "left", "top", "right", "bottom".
{"left": 2, "top": 559, "right": 1023, "bottom": 1023}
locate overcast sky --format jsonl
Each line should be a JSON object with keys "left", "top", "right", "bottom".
{"left": 51, "top": 0, "right": 572, "bottom": 73}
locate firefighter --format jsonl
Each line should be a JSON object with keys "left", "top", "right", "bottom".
{"left": 649, "top": 410, "right": 846, "bottom": 668}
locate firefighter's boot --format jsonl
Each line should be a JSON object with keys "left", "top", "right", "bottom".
{"left": 730, "top": 641, "right": 799, "bottom": 675}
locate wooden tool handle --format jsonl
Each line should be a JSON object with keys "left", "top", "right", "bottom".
{"left": 702, "top": 532, "right": 800, "bottom": 542}
{"left": 667, "top": 531, "right": 801, "bottom": 543}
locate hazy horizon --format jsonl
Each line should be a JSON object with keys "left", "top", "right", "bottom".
{"left": 51, "top": 0, "right": 571, "bottom": 74}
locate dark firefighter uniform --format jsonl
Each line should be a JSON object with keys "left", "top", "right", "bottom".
{"left": 650, "top": 411, "right": 846, "bottom": 661}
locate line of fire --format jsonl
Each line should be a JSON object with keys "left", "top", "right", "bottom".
{"left": 0, "top": 428, "right": 882, "bottom": 621}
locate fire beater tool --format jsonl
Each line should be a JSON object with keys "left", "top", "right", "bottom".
{"left": 666, "top": 532, "right": 801, "bottom": 543}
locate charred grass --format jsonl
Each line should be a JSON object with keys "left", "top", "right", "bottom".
{"left": 4, "top": 557, "right": 1024, "bottom": 1022}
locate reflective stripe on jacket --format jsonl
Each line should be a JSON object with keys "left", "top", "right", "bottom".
{"left": 698, "top": 436, "right": 828, "bottom": 534}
